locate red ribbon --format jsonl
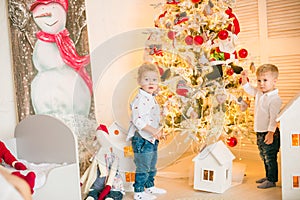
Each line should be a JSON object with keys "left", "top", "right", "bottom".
{"left": 36, "top": 29, "right": 93, "bottom": 95}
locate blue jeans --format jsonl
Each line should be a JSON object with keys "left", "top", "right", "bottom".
{"left": 132, "top": 132, "right": 159, "bottom": 192}
{"left": 257, "top": 128, "right": 280, "bottom": 183}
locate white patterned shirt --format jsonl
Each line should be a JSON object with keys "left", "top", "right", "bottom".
{"left": 243, "top": 83, "right": 282, "bottom": 132}
{"left": 127, "top": 89, "right": 160, "bottom": 144}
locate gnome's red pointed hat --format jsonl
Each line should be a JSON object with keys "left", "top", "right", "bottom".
{"left": 30, "top": 0, "right": 68, "bottom": 12}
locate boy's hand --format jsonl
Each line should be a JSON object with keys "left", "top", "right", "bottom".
{"left": 241, "top": 70, "right": 248, "bottom": 77}
{"left": 240, "top": 70, "right": 249, "bottom": 85}
{"left": 264, "top": 132, "right": 274, "bottom": 145}
{"left": 154, "top": 87, "right": 161, "bottom": 96}
{"left": 153, "top": 128, "right": 163, "bottom": 140}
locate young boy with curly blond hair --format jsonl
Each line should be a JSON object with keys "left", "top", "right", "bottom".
{"left": 241, "top": 64, "right": 282, "bottom": 189}
{"left": 127, "top": 62, "right": 166, "bottom": 200}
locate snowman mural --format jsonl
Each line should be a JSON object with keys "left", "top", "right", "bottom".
{"left": 29, "top": 0, "right": 92, "bottom": 120}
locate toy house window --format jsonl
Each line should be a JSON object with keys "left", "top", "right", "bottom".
{"left": 291, "top": 133, "right": 300, "bottom": 147}
{"left": 203, "top": 169, "right": 214, "bottom": 181}
{"left": 293, "top": 175, "right": 300, "bottom": 189}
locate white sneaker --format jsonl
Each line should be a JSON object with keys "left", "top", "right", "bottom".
{"left": 134, "top": 191, "right": 157, "bottom": 200}
{"left": 145, "top": 186, "right": 167, "bottom": 194}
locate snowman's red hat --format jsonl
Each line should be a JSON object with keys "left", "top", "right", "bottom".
{"left": 30, "top": 0, "right": 68, "bottom": 12}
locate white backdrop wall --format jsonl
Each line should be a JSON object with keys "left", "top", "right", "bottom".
{"left": 0, "top": 0, "right": 159, "bottom": 139}
{"left": 85, "top": 0, "right": 159, "bottom": 52}
{"left": 0, "top": 0, "right": 17, "bottom": 139}
{"left": 86, "top": 0, "right": 161, "bottom": 128}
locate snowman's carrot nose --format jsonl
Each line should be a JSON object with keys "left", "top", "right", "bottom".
{"left": 35, "top": 12, "right": 52, "bottom": 18}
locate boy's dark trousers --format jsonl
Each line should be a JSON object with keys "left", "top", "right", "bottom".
{"left": 256, "top": 128, "right": 280, "bottom": 183}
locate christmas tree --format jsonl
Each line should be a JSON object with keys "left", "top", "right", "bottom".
{"left": 144, "top": 0, "right": 254, "bottom": 152}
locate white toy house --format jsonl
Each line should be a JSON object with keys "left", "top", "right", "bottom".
{"left": 276, "top": 92, "right": 300, "bottom": 200}
{"left": 192, "top": 140, "right": 235, "bottom": 193}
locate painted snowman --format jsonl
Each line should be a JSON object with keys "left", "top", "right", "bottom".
{"left": 30, "top": 0, "right": 92, "bottom": 117}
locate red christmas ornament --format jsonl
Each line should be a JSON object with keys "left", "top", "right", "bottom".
{"left": 227, "top": 136, "right": 238, "bottom": 147}
{"left": 191, "top": 0, "right": 201, "bottom": 3}
{"left": 194, "top": 35, "right": 204, "bottom": 45}
{"left": 238, "top": 48, "right": 248, "bottom": 58}
{"left": 218, "top": 30, "right": 229, "bottom": 40}
{"left": 167, "top": 31, "right": 176, "bottom": 40}
{"left": 226, "top": 68, "right": 234, "bottom": 76}
{"left": 185, "top": 35, "right": 194, "bottom": 45}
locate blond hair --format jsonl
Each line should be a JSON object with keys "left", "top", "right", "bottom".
{"left": 137, "top": 62, "right": 160, "bottom": 81}
{"left": 256, "top": 64, "right": 279, "bottom": 79}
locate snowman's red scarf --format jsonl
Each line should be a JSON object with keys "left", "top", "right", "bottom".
{"left": 36, "top": 29, "right": 92, "bottom": 95}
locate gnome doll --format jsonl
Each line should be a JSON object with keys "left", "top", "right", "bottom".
{"left": 80, "top": 125, "right": 125, "bottom": 200}
{"left": 30, "top": 0, "right": 92, "bottom": 117}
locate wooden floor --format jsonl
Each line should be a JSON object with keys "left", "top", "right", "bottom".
{"left": 123, "top": 157, "right": 282, "bottom": 200}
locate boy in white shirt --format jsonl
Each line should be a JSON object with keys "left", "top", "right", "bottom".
{"left": 241, "top": 64, "right": 282, "bottom": 189}
{"left": 127, "top": 63, "right": 166, "bottom": 200}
